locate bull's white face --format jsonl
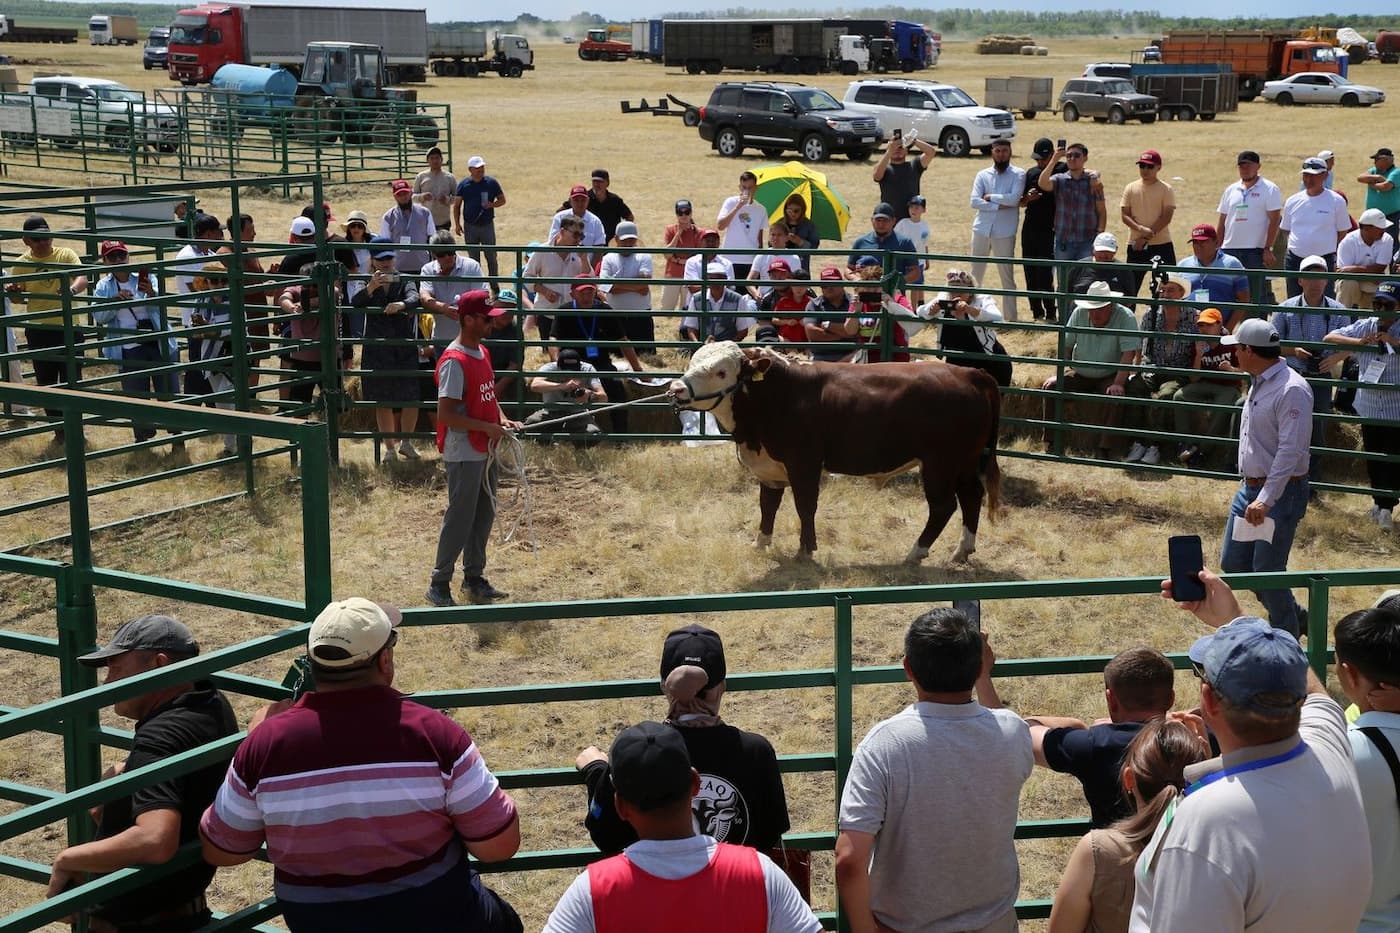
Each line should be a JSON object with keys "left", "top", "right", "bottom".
{"left": 669, "top": 340, "right": 746, "bottom": 428}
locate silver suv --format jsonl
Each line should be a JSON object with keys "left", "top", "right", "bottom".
{"left": 842, "top": 78, "right": 1015, "bottom": 157}
{"left": 1058, "top": 77, "right": 1158, "bottom": 124}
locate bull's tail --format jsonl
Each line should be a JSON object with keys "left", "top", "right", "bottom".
{"left": 979, "top": 379, "right": 1002, "bottom": 521}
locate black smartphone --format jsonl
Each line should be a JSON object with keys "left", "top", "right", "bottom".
{"left": 893, "top": 128, "right": 903, "bottom": 138}
{"left": 1168, "top": 535, "right": 1207, "bottom": 603}
{"left": 1057, "top": 137, "right": 1066, "bottom": 150}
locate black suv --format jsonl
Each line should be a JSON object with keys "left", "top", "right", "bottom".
{"left": 697, "top": 81, "right": 884, "bottom": 162}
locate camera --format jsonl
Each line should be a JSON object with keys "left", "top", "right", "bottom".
{"left": 383, "top": 272, "right": 400, "bottom": 284}
{"left": 570, "top": 387, "right": 587, "bottom": 399}
{"left": 857, "top": 291, "right": 883, "bottom": 304}
{"left": 938, "top": 299, "right": 957, "bottom": 312}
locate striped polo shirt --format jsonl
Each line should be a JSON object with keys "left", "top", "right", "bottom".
{"left": 1330, "top": 317, "right": 1400, "bottom": 422}
{"left": 199, "top": 685, "right": 516, "bottom": 904}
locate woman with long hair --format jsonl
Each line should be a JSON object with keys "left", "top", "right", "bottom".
{"left": 781, "top": 194, "right": 819, "bottom": 252}
{"left": 1047, "top": 717, "right": 1209, "bottom": 933}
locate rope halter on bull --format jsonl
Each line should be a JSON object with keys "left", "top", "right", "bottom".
{"left": 674, "top": 371, "right": 744, "bottom": 412}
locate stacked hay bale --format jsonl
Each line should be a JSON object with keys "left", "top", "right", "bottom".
{"left": 976, "top": 35, "right": 1035, "bottom": 54}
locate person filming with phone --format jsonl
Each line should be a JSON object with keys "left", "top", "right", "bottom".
{"left": 352, "top": 236, "right": 424, "bottom": 459}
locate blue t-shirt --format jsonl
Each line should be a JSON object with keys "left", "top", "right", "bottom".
{"left": 454, "top": 176, "right": 504, "bottom": 225}
{"left": 1042, "top": 721, "right": 1145, "bottom": 827}
{"left": 1179, "top": 251, "right": 1249, "bottom": 305}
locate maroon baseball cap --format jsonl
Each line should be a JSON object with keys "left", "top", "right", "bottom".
{"left": 1190, "top": 223, "right": 1218, "bottom": 242}
{"left": 569, "top": 184, "right": 588, "bottom": 199}
{"left": 1137, "top": 150, "right": 1162, "bottom": 167}
{"left": 769, "top": 259, "right": 792, "bottom": 275}
{"left": 820, "top": 266, "right": 845, "bottom": 282}
{"left": 456, "top": 289, "right": 506, "bottom": 318}
{"left": 390, "top": 179, "right": 412, "bottom": 194}
{"left": 571, "top": 273, "right": 598, "bottom": 291}
{"left": 99, "top": 239, "right": 129, "bottom": 258}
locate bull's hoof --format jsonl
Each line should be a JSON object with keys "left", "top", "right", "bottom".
{"left": 951, "top": 527, "right": 977, "bottom": 564}
{"left": 904, "top": 545, "right": 930, "bottom": 565}
{"left": 950, "top": 548, "right": 973, "bottom": 564}
{"left": 754, "top": 532, "right": 773, "bottom": 549}
{"left": 795, "top": 549, "right": 815, "bottom": 562}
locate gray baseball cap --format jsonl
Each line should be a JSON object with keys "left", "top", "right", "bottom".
{"left": 78, "top": 615, "right": 200, "bottom": 667}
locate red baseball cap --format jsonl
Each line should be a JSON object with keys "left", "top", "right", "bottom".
{"left": 391, "top": 179, "right": 412, "bottom": 194}
{"left": 571, "top": 273, "right": 598, "bottom": 291}
{"left": 456, "top": 289, "right": 506, "bottom": 318}
{"left": 569, "top": 184, "right": 588, "bottom": 199}
{"left": 99, "top": 239, "right": 129, "bottom": 258}
{"left": 769, "top": 259, "right": 792, "bottom": 275}
{"left": 1137, "top": 150, "right": 1162, "bottom": 167}
{"left": 820, "top": 266, "right": 845, "bottom": 282}
{"left": 1190, "top": 223, "right": 1218, "bottom": 242}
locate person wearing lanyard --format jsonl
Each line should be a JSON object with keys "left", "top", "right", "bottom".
{"left": 1217, "top": 318, "right": 1314, "bottom": 637}
{"left": 1132, "top": 570, "right": 1370, "bottom": 933}
{"left": 1325, "top": 281, "right": 1400, "bottom": 531}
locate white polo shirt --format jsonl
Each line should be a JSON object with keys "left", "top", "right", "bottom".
{"left": 1338, "top": 229, "right": 1396, "bottom": 270}
{"left": 1218, "top": 176, "right": 1284, "bottom": 250}
{"left": 1282, "top": 188, "right": 1351, "bottom": 257}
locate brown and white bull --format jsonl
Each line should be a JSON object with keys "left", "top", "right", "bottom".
{"left": 669, "top": 342, "right": 1002, "bottom": 563}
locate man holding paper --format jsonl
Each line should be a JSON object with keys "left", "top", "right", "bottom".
{"left": 1218, "top": 318, "right": 1314, "bottom": 637}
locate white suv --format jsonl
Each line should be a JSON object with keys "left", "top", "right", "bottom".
{"left": 842, "top": 78, "right": 1015, "bottom": 158}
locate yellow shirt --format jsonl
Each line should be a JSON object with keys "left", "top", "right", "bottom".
{"left": 1120, "top": 179, "right": 1176, "bottom": 247}
{"left": 10, "top": 246, "right": 83, "bottom": 325}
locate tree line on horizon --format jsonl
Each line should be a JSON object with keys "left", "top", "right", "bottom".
{"left": 5, "top": 0, "right": 1396, "bottom": 39}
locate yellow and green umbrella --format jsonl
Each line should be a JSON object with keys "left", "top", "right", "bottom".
{"left": 750, "top": 160, "right": 851, "bottom": 243}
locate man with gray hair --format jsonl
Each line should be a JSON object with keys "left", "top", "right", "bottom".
{"left": 47, "top": 615, "right": 236, "bottom": 932}
{"left": 418, "top": 231, "right": 484, "bottom": 352}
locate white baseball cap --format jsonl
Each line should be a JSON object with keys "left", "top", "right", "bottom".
{"left": 289, "top": 217, "right": 316, "bottom": 238}
{"left": 308, "top": 598, "right": 402, "bottom": 669}
{"left": 1360, "top": 208, "right": 1394, "bottom": 230}
{"left": 466, "top": 155, "right": 486, "bottom": 169}
{"left": 1093, "top": 232, "right": 1118, "bottom": 253}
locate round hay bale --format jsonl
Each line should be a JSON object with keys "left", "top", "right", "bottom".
{"left": 1036, "top": 46, "right": 1049, "bottom": 56}
{"left": 1020, "top": 45, "right": 1036, "bottom": 55}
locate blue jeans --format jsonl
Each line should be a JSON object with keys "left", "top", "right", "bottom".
{"left": 1219, "top": 477, "right": 1309, "bottom": 637}
{"left": 1054, "top": 237, "right": 1094, "bottom": 314}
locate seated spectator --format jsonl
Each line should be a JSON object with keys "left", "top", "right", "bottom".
{"left": 1324, "top": 281, "right": 1400, "bottom": 531}
{"left": 1336, "top": 211, "right": 1395, "bottom": 312}
{"left": 524, "top": 347, "right": 604, "bottom": 444}
{"left": 92, "top": 240, "right": 171, "bottom": 442}
{"left": 1275, "top": 253, "right": 1351, "bottom": 485}
{"left": 483, "top": 289, "right": 524, "bottom": 403}
{"left": 849, "top": 264, "right": 911, "bottom": 363}
{"left": 756, "top": 259, "right": 813, "bottom": 344}
{"left": 1123, "top": 273, "right": 1200, "bottom": 466}
{"left": 921, "top": 268, "right": 1010, "bottom": 385}
{"left": 682, "top": 229, "right": 733, "bottom": 283}
{"left": 1179, "top": 223, "right": 1251, "bottom": 331}
{"left": 1333, "top": 594, "right": 1400, "bottom": 928}
{"left": 598, "top": 221, "right": 654, "bottom": 353}
{"left": 660, "top": 200, "right": 704, "bottom": 312}
{"left": 351, "top": 236, "right": 423, "bottom": 461}
{"left": 836, "top": 609, "right": 1031, "bottom": 933}
{"left": 804, "top": 267, "right": 856, "bottom": 362}
{"left": 746, "top": 222, "right": 801, "bottom": 300}
{"left": 1002, "top": 646, "right": 1176, "bottom": 827}
{"left": 1070, "top": 233, "right": 1136, "bottom": 312}
{"left": 419, "top": 231, "right": 484, "bottom": 355}
{"left": 1040, "top": 281, "right": 1139, "bottom": 458}
{"left": 1047, "top": 719, "right": 1210, "bottom": 933}
{"left": 574, "top": 626, "right": 792, "bottom": 858}
{"left": 547, "top": 721, "right": 819, "bottom": 933}
{"left": 682, "top": 268, "right": 757, "bottom": 345}
{"left": 1173, "top": 309, "right": 1245, "bottom": 468}
{"left": 550, "top": 275, "right": 644, "bottom": 433}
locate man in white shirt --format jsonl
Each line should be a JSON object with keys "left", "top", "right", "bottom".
{"left": 418, "top": 231, "right": 484, "bottom": 349}
{"left": 717, "top": 171, "right": 769, "bottom": 281}
{"left": 1337, "top": 209, "right": 1397, "bottom": 311}
{"left": 1217, "top": 149, "right": 1284, "bottom": 305}
{"left": 548, "top": 185, "right": 607, "bottom": 260}
{"left": 1281, "top": 157, "right": 1352, "bottom": 300}
{"left": 523, "top": 217, "right": 587, "bottom": 341}
{"left": 969, "top": 139, "right": 1026, "bottom": 321}
{"left": 598, "top": 221, "right": 654, "bottom": 352}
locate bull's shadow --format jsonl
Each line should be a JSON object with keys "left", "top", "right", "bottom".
{"left": 745, "top": 551, "right": 1027, "bottom": 595}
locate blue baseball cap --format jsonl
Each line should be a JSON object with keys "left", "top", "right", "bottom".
{"left": 494, "top": 289, "right": 519, "bottom": 306}
{"left": 1189, "top": 617, "right": 1307, "bottom": 715}
{"left": 368, "top": 236, "right": 396, "bottom": 260}
{"left": 1374, "top": 281, "right": 1400, "bottom": 308}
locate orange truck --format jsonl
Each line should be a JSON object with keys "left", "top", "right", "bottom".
{"left": 1159, "top": 30, "right": 1343, "bottom": 101}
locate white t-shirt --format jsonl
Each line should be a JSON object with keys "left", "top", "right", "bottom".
{"left": 1218, "top": 177, "right": 1284, "bottom": 250}
{"left": 684, "top": 255, "right": 734, "bottom": 282}
{"left": 748, "top": 252, "right": 802, "bottom": 290}
{"left": 1282, "top": 188, "right": 1352, "bottom": 258}
{"left": 548, "top": 209, "right": 606, "bottom": 248}
{"left": 1132, "top": 695, "right": 1370, "bottom": 933}
{"left": 542, "top": 835, "right": 821, "bottom": 933}
{"left": 419, "top": 255, "right": 484, "bottom": 344}
{"left": 173, "top": 243, "right": 216, "bottom": 325}
{"left": 1338, "top": 230, "right": 1396, "bottom": 271}
{"left": 1351, "top": 711, "right": 1400, "bottom": 931}
{"left": 718, "top": 195, "right": 769, "bottom": 266}
{"left": 522, "top": 250, "right": 586, "bottom": 310}
{"left": 895, "top": 218, "right": 931, "bottom": 258}
{"left": 598, "top": 251, "right": 653, "bottom": 311}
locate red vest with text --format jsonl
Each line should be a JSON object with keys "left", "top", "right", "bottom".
{"left": 434, "top": 344, "right": 499, "bottom": 454}
{"left": 587, "top": 841, "right": 767, "bottom": 933}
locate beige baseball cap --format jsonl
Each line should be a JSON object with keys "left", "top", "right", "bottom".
{"left": 308, "top": 598, "right": 402, "bottom": 669}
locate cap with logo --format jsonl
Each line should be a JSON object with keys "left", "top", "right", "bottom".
{"left": 1375, "top": 282, "right": 1400, "bottom": 307}
{"left": 494, "top": 289, "right": 519, "bottom": 306}
{"left": 768, "top": 259, "right": 792, "bottom": 275}
{"left": 78, "top": 615, "right": 200, "bottom": 667}
{"left": 391, "top": 178, "right": 413, "bottom": 194}
{"left": 820, "top": 266, "right": 845, "bottom": 282}
{"left": 1092, "top": 232, "right": 1118, "bottom": 253}
{"left": 308, "top": 598, "right": 402, "bottom": 670}
{"left": 1300, "top": 158, "right": 1328, "bottom": 175}
{"left": 457, "top": 289, "right": 506, "bottom": 319}
{"left": 871, "top": 202, "right": 895, "bottom": 220}
{"left": 1359, "top": 208, "right": 1394, "bottom": 230}
{"left": 609, "top": 721, "right": 693, "bottom": 810}
{"left": 569, "top": 184, "right": 588, "bottom": 199}
{"left": 466, "top": 155, "right": 486, "bottom": 169}
{"left": 1189, "top": 617, "right": 1307, "bottom": 716}
{"left": 99, "top": 240, "right": 129, "bottom": 258}
{"left": 1221, "top": 318, "right": 1281, "bottom": 348}
{"left": 1137, "top": 149, "right": 1162, "bottom": 167}
{"left": 1032, "top": 137, "right": 1054, "bottom": 158}
{"left": 659, "top": 624, "right": 727, "bottom": 690}
{"left": 1189, "top": 223, "right": 1219, "bottom": 242}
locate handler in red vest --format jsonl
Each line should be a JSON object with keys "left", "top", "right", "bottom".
{"left": 543, "top": 721, "right": 820, "bottom": 933}
{"left": 425, "top": 289, "right": 522, "bottom": 609}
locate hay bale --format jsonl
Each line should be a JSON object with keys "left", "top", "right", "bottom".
{"left": 976, "top": 34, "right": 1035, "bottom": 55}
{"left": 1020, "top": 45, "right": 1036, "bottom": 56}
{"left": 1035, "top": 46, "right": 1049, "bottom": 56}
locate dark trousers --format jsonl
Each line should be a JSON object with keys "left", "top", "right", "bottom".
{"left": 279, "top": 859, "right": 522, "bottom": 933}
{"left": 1362, "top": 422, "right": 1400, "bottom": 510}
{"left": 1042, "top": 371, "right": 1121, "bottom": 452}
{"left": 1022, "top": 230, "right": 1056, "bottom": 320}
{"left": 118, "top": 342, "right": 165, "bottom": 439}
{"left": 1222, "top": 247, "right": 1276, "bottom": 305}
{"left": 1285, "top": 250, "right": 1336, "bottom": 300}
{"left": 1126, "top": 242, "right": 1178, "bottom": 295}
{"left": 463, "top": 222, "right": 499, "bottom": 279}
{"left": 22, "top": 326, "right": 67, "bottom": 437}
{"left": 592, "top": 356, "right": 629, "bottom": 433}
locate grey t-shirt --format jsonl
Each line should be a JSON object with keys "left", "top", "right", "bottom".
{"left": 436, "top": 342, "right": 488, "bottom": 463}
{"left": 839, "top": 701, "right": 1032, "bottom": 932}
{"left": 535, "top": 360, "right": 602, "bottom": 405}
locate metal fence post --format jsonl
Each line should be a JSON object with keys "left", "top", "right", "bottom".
{"left": 833, "top": 594, "right": 853, "bottom": 933}
{"left": 1307, "top": 576, "right": 1330, "bottom": 678}
{"left": 298, "top": 421, "right": 334, "bottom": 615}
{"left": 54, "top": 562, "right": 100, "bottom": 847}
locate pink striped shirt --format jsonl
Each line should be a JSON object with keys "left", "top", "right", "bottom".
{"left": 199, "top": 685, "right": 515, "bottom": 903}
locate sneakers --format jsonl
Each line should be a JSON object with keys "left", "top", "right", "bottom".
{"left": 398, "top": 440, "right": 420, "bottom": 460}
{"left": 1139, "top": 446, "right": 1161, "bottom": 466}
{"left": 1124, "top": 442, "right": 1148, "bottom": 463}
{"left": 465, "top": 576, "right": 508, "bottom": 603}
{"left": 1371, "top": 506, "right": 1395, "bottom": 532}
{"left": 424, "top": 584, "right": 456, "bottom": 607}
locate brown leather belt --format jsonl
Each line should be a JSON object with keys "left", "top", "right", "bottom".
{"left": 1243, "top": 474, "right": 1306, "bottom": 488}
{"left": 88, "top": 896, "right": 208, "bottom": 933}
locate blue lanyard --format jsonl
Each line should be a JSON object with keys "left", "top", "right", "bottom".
{"left": 1184, "top": 741, "right": 1307, "bottom": 797}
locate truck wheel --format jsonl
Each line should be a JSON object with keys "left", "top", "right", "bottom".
{"left": 1022, "top": 110, "right": 1036, "bottom": 119}
{"left": 901, "top": 60, "right": 914, "bottom": 73}
{"left": 705, "top": 61, "right": 723, "bottom": 75}
{"left": 801, "top": 58, "right": 820, "bottom": 75}
{"left": 685, "top": 61, "right": 701, "bottom": 75}
{"left": 1062, "top": 103, "right": 1079, "bottom": 122}
{"left": 1199, "top": 112, "right": 1217, "bottom": 121}
{"left": 143, "top": 61, "right": 152, "bottom": 70}
{"left": 683, "top": 108, "right": 700, "bottom": 127}
{"left": 841, "top": 61, "right": 858, "bottom": 76}
{"left": 106, "top": 124, "right": 133, "bottom": 151}
{"left": 508, "top": 63, "right": 523, "bottom": 78}
{"left": 1275, "top": 92, "right": 1293, "bottom": 106}
{"left": 800, "top": 133, "right": 829, "bottom": 162}
{"left": 716, "top": 127, "right": 742, "bottom": 158}
{"left": 1341, "top": 93, "right": 1359, "bottom": 107}
{"left": 1139, "top": 113, "right": 1158, "bottom": 124}
{"left": 873, "top": 60, "right": 888, "bottom": 74}
{"left": 1108, "top": 106, "right": 1126, "bottom": 125}
{"left": 578, "top": 47, "right": 591, "bottom": 61}
{"left": 938, "top": 127, "right": 970, "bottom": 158}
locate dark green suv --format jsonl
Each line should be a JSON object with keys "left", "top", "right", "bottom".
{"left": 697, "top": 81, "right": 884, "bottom": 162}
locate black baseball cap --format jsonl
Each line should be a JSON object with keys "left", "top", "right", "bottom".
{"left": 675, "top": 199, "right": 693, "bottom": 214}
{"left": 1373, "top": 147, "right": 1395, "bottom": 160}
{"left": 557, "top": 348, "right": 582, "bottom": 370}
{"left": 1032, "top": 137, "right": 1054, "bottom": 158}
{"left": 660, "top": 624, "right": 726, "bottom": 690}
{"left": 610, "top": 721, "right": 693, "bottom": 810}
{"left": 78, "top": 615, "right": 200, "bottom": 667}
{"left": 591, "top": 168, "right": 609, "bottom": 182}
{"left": 1237, "top": 150, "right": 1261, "bottom": 165}
{"left": 21, "top": 215, "right": 50, "bottom": 233}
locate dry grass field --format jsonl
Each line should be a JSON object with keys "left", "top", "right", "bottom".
{"left": 4, "top": 33, "right": 1400, "bottom": 931}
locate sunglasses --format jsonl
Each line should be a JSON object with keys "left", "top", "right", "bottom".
{"left": 676, "top": 209, "right": 692, "bottom": 216}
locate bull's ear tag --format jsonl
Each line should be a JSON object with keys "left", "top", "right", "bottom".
{"left": 752, "top": 370, "right": 765, "bottom": 382}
